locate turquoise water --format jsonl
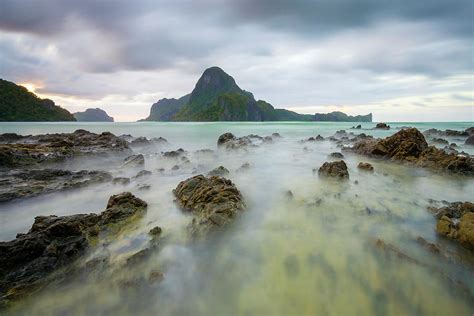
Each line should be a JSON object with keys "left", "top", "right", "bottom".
{"left": 1, "top": 121, "right": 473, "bottom": 315}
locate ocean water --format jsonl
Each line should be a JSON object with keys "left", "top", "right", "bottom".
{"left": 1, "top": 121, "right": 473, "bottom": 316}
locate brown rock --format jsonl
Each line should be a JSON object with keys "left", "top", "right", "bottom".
{"left": 357, "top": 162, "right": 374, "bottom": 172}
{"left": 318, "top": 160, "right": 349, "bottom": 179}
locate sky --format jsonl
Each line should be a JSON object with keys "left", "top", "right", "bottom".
{"left": 0, "top": 0, "right": 473, "bottom": 122}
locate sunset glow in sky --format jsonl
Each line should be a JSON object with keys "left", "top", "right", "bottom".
{"left": 1, "top": 1, "right": 473, "bottom": 122}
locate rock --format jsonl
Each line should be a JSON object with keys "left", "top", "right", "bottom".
{"left": 134, "top": 170, "right": 152, "bottom": 179}
{"left": 121, "top": 154, "right": 145, "bottom": 168}
{"left": 148, "top": 270, "right": 164, "bottom": 284}
{"left": 217, "top": 133, "right": 237, "bottom": 147}
{"left": 208, "top": 166, "right": 230, "bottom": 176}
{"left": 0, "top": 192, "right": 147, "bottom": 305}
{"left": 163, "top": 148, "right": 185, "bottom": 158}
{"left": 318, "top": 160, "right": 349, "bottom": 179}
{"left": 236, "top": 162, "right": 250, "bottom": 172}
{"left": 357, "top": 162, "right": 374, "bottom": 172}
{"left": 375, "top": 123, "right": 390, "bottom": 129}
{"left": 0, "top": 169, "right": 112, "bottom": 203}
{"left": 465, "top": 135, "right": 474, "bottom": 146}
{"left": 149, "top": 226, "right": 162, "bottom": 236}
{"left": 138, "top": 184, "right": 151, "bottom": 191}
{"left": 100, "top": 192, "right": 147, "bottom": 225}
{"left": 305, "top": 135, "right": 324, "bottom": 142}
{"left": 353, "top": 125, "right": 362, "bottom": 129}
{"left": 150, "top": 137, "right": 168, "bottom": 145}
{"left": 329, "top": 152, "right": 344, "bottom": 159}
{"left": 113, "top": 177, "right": 130, "bottom": 185}
{"left": 284, "top": 190, "right": 294, "bottom": 199}
{"left": 272, "top": 133, "right": 282, "bottom": 138}
{"left": 171, "top": 165, "right": 179, "bottom": 170}
{"left": 0, "top": 130, "right": 130, "bottom": 167}
{"left": 429, "top": 201, "right": 474, "bottom": 250}
{"left": 173, "top": 175, "right": 246, "bottom": 237}
{"left": 217, "top": 133, "right": 270, "bottom": 149}
{"left": 465, "top": 127, "right": 474, "bottom": 135}
{"left": 130, "top": 137, "right": 151, "bottom": 147}
{"left": 431, "top": 138, "right": 449, "bottom": 145}
{"left": 424, "top": 128, "right": 469, "bottom": 137}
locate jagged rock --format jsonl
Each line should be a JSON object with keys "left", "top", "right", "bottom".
{"left": 357, "top": 162, "right": 374, "bottom": 172}
{"left": 121, "top": 154, "right": 145, "bottom": 168}
{"left": 217, "top": 133, "right": 237, "bottom": 147}
{"left": 465, "top": 135, "right": 474, "bottom": 146}
{"left": 350, "top": 128, "right": 474, "bottom": 175}
{"left": 134, "top": 170, "right": 152, "bottom": 179}
{"left": 424, "top": 128, "right": 469, "bottom": 137}
{"left": 352, "top": 125, "right": 362, "bottom": 129}
{"left": 431, "top": 138, "right": 449, "bottom": 145}
{"left": 329, "top": 152, "right": 344, "bottom": 159}
{"left": 113, "top": 177, "right": 130, "bottom": 185}
{"left": 375, "top": 123, "right": 390, "bottom": 129}
{"left": 0, "top": 192, "right": 147, "bottom": 305}
{"left": 149, "top": 226, "right": 162, "bottom": 236}
{"left": 208, "top": 166, "right": 230, "bottom": 176}
{"left": 163, "top": 148, "right": 185, "bottom": 158}
{"left": 130, "top": 137, "right": 151, "bottom": 147}
{"left": 429, "top": 201, "right": 474, "bottom": 250}
{"left": 173, "top": 175, "right": 245, "bottom": 237}
{"left": 0, "top": 130, "right": 130, "bottom": 167}
{"left": 217, "top": 133, "right": 271, "bottom": 149}
{"left": 304, "top": 135, "right": 324, "bottom": 142}
{"left": 0, "top": 169, "right": 112, "bottom": 203}
{"left": 236, "top": 162, "right": 250, "bottom": 172}
{"left": 318, "top": 160, "right": 349, "bottom": 179}
{"left": 466, "top": 127, "right": 474, "bottom": 135}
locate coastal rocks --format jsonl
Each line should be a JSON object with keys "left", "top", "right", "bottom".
{"left": 163, "top": 148, "right": 185, "bottom": 158}
{"left": 465, "top": 135, "right": 474, "bottom": 146}
{"left": 0, "top": 192, "right": 147, "bottom": 305}
{"left": 217, "top": 132, "right": 278, "bottom": 149}
{"left": 431, "top": 138, "right": 449, "bottom": 145}
{"left": 429, "top": 201, "right": 474, "bottom": 250}
{"left": 374, "top": 123, "right": 390, "bottom": 129}
{"left": 317, "top": 160, "right": 349, "bottom": 179}
{"left": 0, "top": 130, "right": 130, "bottom": 167}
{"left": 350, "top": 128, "right": 474, "bottom": 175}
{"left": 121, "top": 154, "right": 145, "bottom": 168}
{"left": 329, "top": 152, "right": 344, "bottom": 159}
{"left": 0, "top": 169, "right": 113, "bottom": 203}
{"left": 424, "top": 128, "right": 469, "bottom": 137}
{"left": 357, "top": 162, "right": 374, "bottom": 172}
{"left": 207, "top": 166, "right": 230, "bottom": 176}
{"left": 173, "top": 175, "right": 246, "bottom": 237}
{"left": 236, "top": 162, "right": 250, "bottom": 172}
{"left": 303, "top": 135, "right": 324, "bottom": 142}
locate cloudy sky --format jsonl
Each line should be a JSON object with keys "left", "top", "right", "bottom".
{"left": 0, "top": 0, "right": 473, "bottom": 122}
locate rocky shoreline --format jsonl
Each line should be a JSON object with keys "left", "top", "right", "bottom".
{"left": 0, "top": 125, "right": 473, "bottom": 310}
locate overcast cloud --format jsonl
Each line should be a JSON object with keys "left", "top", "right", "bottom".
{"left": 0, "top": 0, "right": 472, "bottom": 121}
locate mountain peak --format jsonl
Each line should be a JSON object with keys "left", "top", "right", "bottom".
{"left": 189, "top": 67, "right": 242, "bottom": 105}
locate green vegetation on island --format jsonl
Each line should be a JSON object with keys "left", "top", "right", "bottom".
{"left": 74, "top": 108, "right": 114, "bottom": 122}
{"left": 0, "top": 79, "right": 75, "bottom": 122}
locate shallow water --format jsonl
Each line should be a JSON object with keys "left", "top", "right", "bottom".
{"left": 1, "top": 121, "right": 473, "bottom": 316}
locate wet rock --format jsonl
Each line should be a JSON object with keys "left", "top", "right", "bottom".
{"left": 217, "top": 132, "right": 237, "bottom": 147}
{"left": 163, "top": 148, "right": 185, "bottom": 158}
{"left": 100, "top": 192, "right": 147, "bottom": 225}
{"left": 424, "top": 128, "right": 469, "bottom": 137}
{"left": 195, "top": 148, "right": 214, "bottom": 155}
{"left": 357, "top": 162, "right": 374, "bottom": 172}
{"left": 429, "top": 201, "right": 474, "bottom": 250}
{"left": 352, "top": 125, "right": 362, "bottom": 129}
{"left": 171, "top": 165, "right": 179, "bottom": 170}
{"left": 217, "top": 133, "right": 271, "bottom": 149}
{"left": 149, "top": 226, "right": 162, "bottom": 236}
{"left": 173, "top": 175, "right": 246, "bottom": 237}
{"left": 151, "top": 137, "right": 168, "bottom": 145}
{"left": 374, "top": 123, "right": 390, "bottom": 129}
{"left": 0, "top": 130, "right": 130, "bottom": 167}
{"left": 0, "top": 169, "right": 112, "bottom": 203}
{"left": 465, "top": 127, "right": 474, "bottom": 135}
{"left": 208, "top": 166, "right": 230, "bottom": 176}
{"left": 329, "top": 152, "right": 344, "bottom": 159}
{"left": 134, "top": 170, "right": 152, "bottom": 179}
{"left": 236, "top": 162, "right": 250, "bottom": 172}
{"left": 138, "top": 184, "right": 151, "bottom": 191}
{"left": 148, "top": 270, "right": 164, "bottom": 284}
{"left": 465, "top": 135, "right": 474, "bottom": 146}
{"left": 0, "top": 192, "right": 147, "bottom": 305}
{"left": 272, "top": 132, "right": 282, "bottom": 138}
{"left": 431, "top": 138, "right": 449, "bottom": 145}
{"left": 304, "top": 135, "right": 324, "bottom": 142}
{"left": 126, "top": 248, "right": 152, "bottom": 266}
{"left": 130, "top": 137, "right": 151, "bottom": 147}
{"left": 121, "top": 154, "right": 145, "bottom": 168}
{"left": 318, "top": 160, "right": 349, "bottom": 179}
{"left": 113, "top": 177, "right": 130, "bottom": 185}
{"left": 350, "top": 128, "right": 474, "bottom": 175}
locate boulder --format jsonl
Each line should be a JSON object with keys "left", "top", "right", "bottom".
{"left": 375, "top": 123, "right": 390, "bottom": 129}
{"left": 357, "top": 162, "right": 374, "bottom": 172}
{"left": 163, "top": 148, "right": 185, "bottom": 158}
{"left": 207, "top": 166, "right": 230, "bottom": 176}
{"left": 0, "top": 192, "right": 147, "bottom": 305}
{"left": 465, "top": 135, "right": 474, "bottom": 146}
{"left": 318, "top": 160, "right": 349, "bottom": 179}
{"left": 121, "top": 154, "right": 145, "bottom": 168}
{"left": 173, "top": 175, "right": 245, "bottom": 237}
{"left": 329, "top": 152, "right": 344, "bottom": 159}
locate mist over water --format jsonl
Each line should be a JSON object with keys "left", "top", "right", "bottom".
{"left": 1, "top": 121, "right": 473, "bottom": 315}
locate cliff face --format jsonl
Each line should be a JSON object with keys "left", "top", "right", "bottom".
{"left": 0, "top": 79, "right": 76, "bottom": 122}
{"left": 143, "top": 94, "right": 190, "bottom": 121}
{"left": 74, "top": 108, "right": 114, "bottom": 122}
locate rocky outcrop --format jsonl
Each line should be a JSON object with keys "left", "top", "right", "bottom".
{"left": 428, "top": 202, "right": 474, "bottom": 250}
{"left": 121, "top": 154, "right": 144, "bottom": 168}
{"left": 350, "top": 128, "right": 474, "bottom": 175}
{"left": 0, "top": 130, "right": 130, "bottom": 167}
{"left": 0, "top": 169, "right": 112, "bottom": 203}
{"left": 207, "top": 166, "right": 230, "bottom": 176}
{"left": 465, "top": 135, "right": 474, "bottom": 146}
{"left": 217, "top": 133, "right": 277, "bottom": 149}
{"left": 73, "top": 108, "right": 114, "bottom": 122}
{"left": 357, "top": 162, "right": 374, "bottom": 172}
{"left": 329, "top": 152, "right": 344, "bottom": 159}
{"left": 173, "top": 175, "right": 245, "bottom": 237}
{"left": 317, "top": 160, "right": 349, "bottom": 179}
{"left": 0, "top": 192, "right": 147, "bottom": 306}
{"left": 375, "top": 123, "right": 390, "bottom": 129}
{"left": 424, "top": 128, "right": 469, "bottom": 137}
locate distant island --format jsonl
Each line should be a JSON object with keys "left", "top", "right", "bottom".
{"left": 74, "top": 108, "right": 114, "bottom": 122}
{"left": 0, "top": 79, "right": 75, "bottom": 122}
{"left": 141, "top": 67, "right": 372, "bottom": 122}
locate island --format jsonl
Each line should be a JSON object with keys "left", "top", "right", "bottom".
{"left": 74, "top": 108, "right": 114, "bottom": 122}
